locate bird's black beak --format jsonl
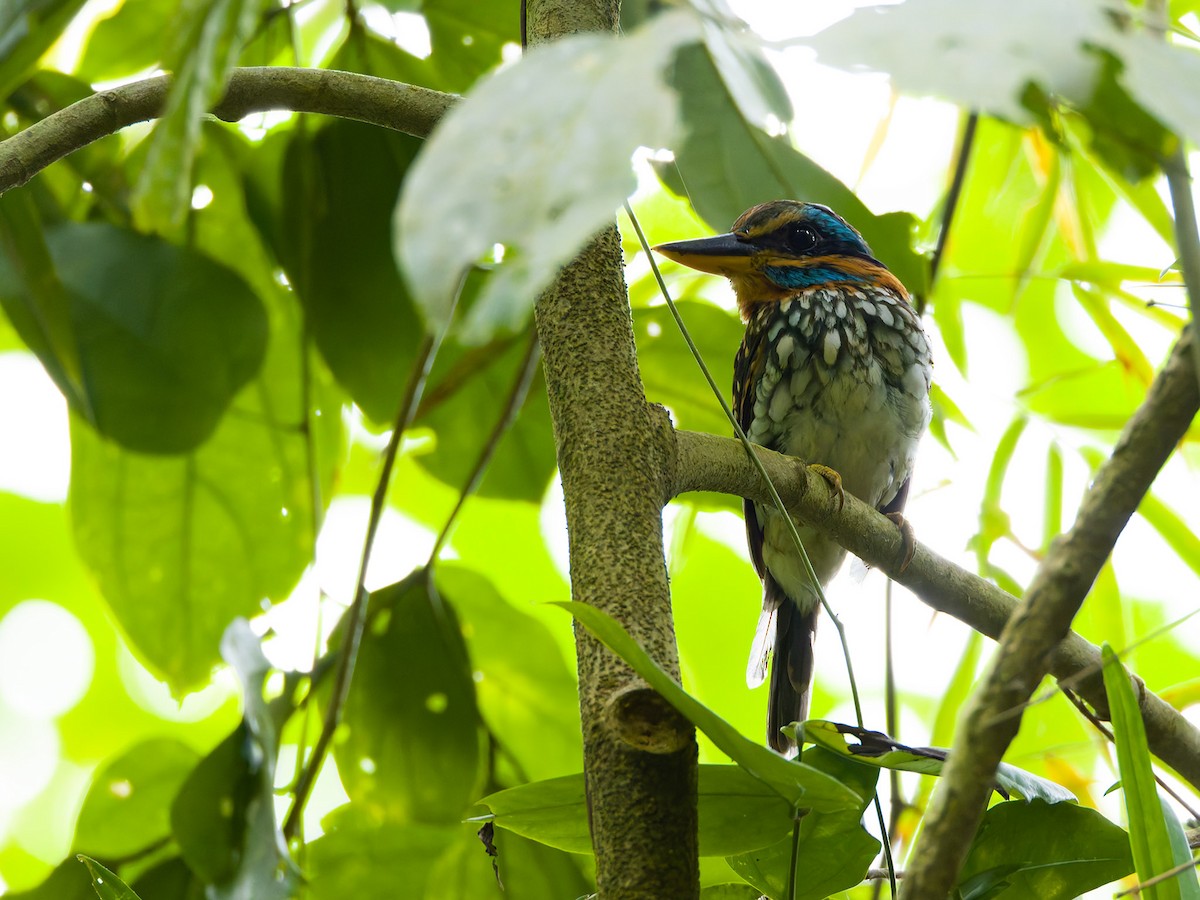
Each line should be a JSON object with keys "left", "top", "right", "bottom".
{"left": 653, "top": 232, "right": 757, "bottom": 276}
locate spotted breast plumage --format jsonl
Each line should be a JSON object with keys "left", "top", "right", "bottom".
{"left": 655, "top": 200, "right": 932, "bottom": 755}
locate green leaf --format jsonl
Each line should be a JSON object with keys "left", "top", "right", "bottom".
{"left": 1158, "top": 793, "right": 1200, "bottom": 899}
{"left": 72, "top": 738, "right": 201, "bottom": 858}
{"left": 334, "top": 574, "right": 487, "bottom": 824}
{"left": 809, "top": 0, "right": 1112, "bottom": 125}
{"left": 801, "top": 721, "right": 1076, "bottom": 803}
{"left": 724, "top": 746, "right": 879, "bottom": 900}
{"left": 1103, "top": 645, "right": 1185, "bottom": 900}
{"left": 958, "top": 799, "right": 1134, "bottom": 900}
{"left": 132, "top": 0, "right": 268, "bottom": 233}
{"left": 68, "top": 265, "right": 336, "bottom": 692}
{"left": 306, "top": 807, "right": 460, "bottom": 900}
{"left": 2, "top": 857, "right": 95, "bottom": 900}
{"left": 558, "top": 601, "right": 862, "bottom": 812}
{"left": 128, "top": 858, "right": 204, "bottom": 900}
{"left": 415, "top": 330, "right": 557, "bottom": 502}
{"left": 0, "top": 0, "right": 89, "bottom": 99}
{"left": 76, "top": 0, "right": 174, "bottom": 81}
{"left": 397, "top": 10, "right": 700, "bottom": 341}
{"left": 170, "top": 622, "right": 296, "bottom": 898}
{"left": 1138, "top": 492, "right": 1200, "bottom": 579}
{"left": 77, "top": 856, "right": 142, "bottom": 900}
{"left": 0, "top": 190, "right": 86, "bottom": 409}
{"left": 657, "top": 42, "right": 927, "bottom": 295}
{"left": 280, "top": 119, "right": 425, "bottom": 424}
{"left": 0, "top": 220, "right": 268, "bottom": 454}
{"left": 434, "top": 566, "right": 581, "bottom": 781}
{"left": 476, "top": 764, "right": 795, "bottom": 857}
{"left": 634, "top": 300, "right": 740, "bottom": 439}
{"left": 421, "top": 0, "right": 521, "bottom": 92}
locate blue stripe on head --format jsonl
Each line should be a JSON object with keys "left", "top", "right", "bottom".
{"left": 763, "top": 264, "right": 866, "bottom": 289}
{"left": 800, "top": 204, "right": 872, "bottom": 256}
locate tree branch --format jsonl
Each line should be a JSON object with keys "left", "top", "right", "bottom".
{"left": 0, "top": 66, "right": 456, "bottom": 195}
{"left": 667, "top": 329, "right": 1200, "bottom": 803}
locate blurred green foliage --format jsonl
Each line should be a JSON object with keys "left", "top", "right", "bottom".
{"left": 0, "top": 0, "right": 1197, "bottom": 897}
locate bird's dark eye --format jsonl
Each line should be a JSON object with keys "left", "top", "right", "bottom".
{"left": 787, "top": 224, "right": 819, "bottom": 253}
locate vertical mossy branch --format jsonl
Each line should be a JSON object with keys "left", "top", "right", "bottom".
{"left": 526, "top": 2, "right": 699, "bottom": 897}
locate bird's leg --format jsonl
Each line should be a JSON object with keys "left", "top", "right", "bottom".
{"left": 885, "top": 512, "right": 917, "bottom": 572}
{"left": 807, "top": 463, "right": 845, "bottom": 511}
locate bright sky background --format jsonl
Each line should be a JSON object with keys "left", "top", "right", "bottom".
{"left": 1, "top": 0, "right": 1199, "bottom": 889}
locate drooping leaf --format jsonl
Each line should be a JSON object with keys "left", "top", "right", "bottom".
{"left": 656, "top": 41, "right": 927, "bottom": 295}
{"left": 170, "top": 622, "right": 296, "bottom": 898}
{"left": 0, "top": 0, "right": 89, "bottom": 99}
{"left": 724, "top": 747, "right": 879, "bottom": 900}
{"left": 280, "top": 118, "right": 425, "bottom": 424}
{"left": 800, "top": 721, "right": 1076, "bottom": 804}
{"left": 434, "top": 565, "right": 581, "bottom": 781}
{"left": 0, "top": 219, "right": 267, "bottom": 454}
{"left": 76, "top": 0, "right": 175, "bottom": 81}
{"left": 957, "top": 799, "right": 1134, "bottom": 900}
{"left": 306, "top": 805, "right": 461, "bottom": 899}
{"left": 2, "top": 857, "right": 95, "bottom": 900}
{"left": 72, "top": 738, "right": 201, "bottom": 859}
{"left": 559, "top": 601, "right": 862, "bottom": 812}
{"left": 1103, "top": 645, "right": 1189, "bottom": 900}
{"left": 476, "top": 764, "right": 795, "bottom": 857}
{"left": 334, "top": 574, "right": 487, "bottom": 824}
{"left": 132, "top": 0, "right": 268, "bottom": 232}
{"left": 397, "top": 10, "right": 701, "bottom": 341}
{"left": 128, "top": 857, "right": 204, "bottom": 900}
{"left": 77, "top": 856, "right": 142, "bottom": 900}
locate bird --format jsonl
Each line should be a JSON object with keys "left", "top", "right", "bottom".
{"left": 654, "top": 200, "right": 931, "bottom": 756}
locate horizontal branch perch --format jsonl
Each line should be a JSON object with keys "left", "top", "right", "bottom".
{"left": 0, "top": 66, "right": 458, "bottom": 194}
{"left": 666, "top": 421, "right": 1200, "bottom": 793}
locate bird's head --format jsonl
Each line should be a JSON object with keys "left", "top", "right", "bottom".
{"left": 653, "top": 200, "right": 905, "bottom": 320}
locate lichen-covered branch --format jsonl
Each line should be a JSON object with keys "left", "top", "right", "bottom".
{"left": 0, "top": 67, "right": 456, "bottom": 195}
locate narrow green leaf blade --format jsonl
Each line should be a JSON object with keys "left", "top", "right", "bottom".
{"left": 1102, "top": 644, "right": 1181, "bottom": 900}
{"left": 558, "top": 601, "right": 861, "bottom": 811}
{"left": 77, "top": 856, "right": 143, "bottom": 900}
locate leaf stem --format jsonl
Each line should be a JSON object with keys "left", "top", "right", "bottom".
{"left": 283, "top": 329, "right": 442, "bottom": 839}
{"left": 922, "top": 111, "right": 978, "bottom": 314}
{"left": 428, "top": 329, "right": 541, "bottom": 564}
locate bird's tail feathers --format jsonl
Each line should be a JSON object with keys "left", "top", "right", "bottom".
{"left": 766, "top": 579, "right": 818, "bottom": 757}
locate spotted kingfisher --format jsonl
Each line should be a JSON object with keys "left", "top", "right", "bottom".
{"left": 655, "top": 200, "right": 932, "bottom": 755}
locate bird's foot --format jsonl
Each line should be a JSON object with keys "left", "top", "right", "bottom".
{"left": 808, "top": 464, "right": 844, "bottom": 511}
{"left": 886, "top": 512, "right": 917, "bottom": 572}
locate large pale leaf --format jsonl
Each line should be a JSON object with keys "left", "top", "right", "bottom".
{"left": 397, "top": 9, "right": 701, "bottom": 341}
{"left": 475, "top": 764, "right": 795, "bottom": 857}
{"left": 76, "top": 0, "right": 175, "bottom": 81}
{"left": 0, "top": 220, "right": 267, "bottom": 454}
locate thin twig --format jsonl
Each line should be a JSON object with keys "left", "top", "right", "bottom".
{"left": 284, "top": 331, "right": 441, "bottom": 839}
{"left": 428, "top": 329, "right": 541, "bottom": 563}
{"left": 1113, "top": 854, "right": 1200, "bottom": 898}
{"left": 921, "top": 111, "right": 978, "bottom": 314}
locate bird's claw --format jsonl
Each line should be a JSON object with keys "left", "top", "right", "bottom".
{"left": 808, "top": 464, "right": 844, "bottom": 511}
{"left": 886, "top": 512, "right": 917, "bottom": 572}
